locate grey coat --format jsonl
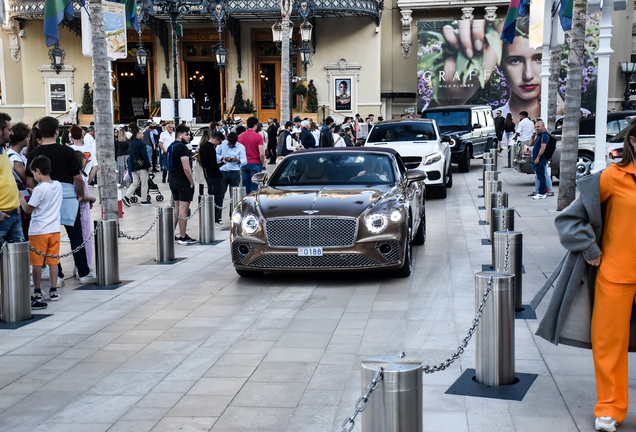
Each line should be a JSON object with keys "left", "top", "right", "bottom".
{"left": 532, "top": 172, "right": 636, "bottom": 351}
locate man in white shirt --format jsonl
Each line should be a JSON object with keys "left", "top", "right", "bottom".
{"left": 158, "top": 123, "right": 175, "bottom": 183}
{"left": 70, "top": 126, "right": 98, "bottom": 184}
{"left": 84, "top": 126, "right": 96, "bottom": 148}
{"left": 514, "top": 111, "right": 534, "bottom": 146}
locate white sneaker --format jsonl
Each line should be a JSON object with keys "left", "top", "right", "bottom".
{"left": 73, "top": 266, "right": 79, "bottom": 280}
{"left": 596, "top": 417, "right": 619, "bottom": 431}
{"left": 79, "top": 271, "right": 97, "bottom": 285}
{"left": 532, "top": 194, "right": 547, "bottom": 200}
{"left": 58, "top": 278, "right": 65, "bottom": 288}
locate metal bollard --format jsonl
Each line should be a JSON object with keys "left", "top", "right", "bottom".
{"left": 157, "top": 206, "right": 175, "bottom": 263}
{"left": 0, "top": 242, "right": 31, "bottom": 322}
{"left": 482, "top": 170, "right": 498, "bottom": 192}
{"left": 361, "top": 354, "right": 423, "bottom": 432}
{"left": 494, "top": 231, "right": 524, "bottom": 312}
{"left": 490, "top": 207, "right": 515, "bottom": 264}
{"left": 508, "top": 144, "right": 517, "bottom": 168}
{"left": 488, "top": 192, "right": 509, "bottom": 241}
{"left": 231, "top": 186, "right": 246, "bottom": 210}
{"left": 489, "top": 148, "right": 498, "bottom": 170}
{"left": 95, "top": 219, "right": 120, "bottom": 286}
{"left": 484, "top": 180, "right": 502, "bottom": 214}
{"left": 199, "top": 195, "right": 216, "bottom": 244}
{"left": 475, "top": 272, "right": 516, "bottom": 386}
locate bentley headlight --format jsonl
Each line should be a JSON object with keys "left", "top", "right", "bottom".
{"left": 232, "top": 211, "right": 242, "bottom": 225}
{"left": 423, "top": 152, "right": 442, "bottom": 165}
{"left": 390, "top": 210, "right": 402, "bottom": 222}
{"left": 366, "top": 213, "right": 388, "bottom": 233}
{"left": 242, "top": 214, "right": 260, "bottom": 234}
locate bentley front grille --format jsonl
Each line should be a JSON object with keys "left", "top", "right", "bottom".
{"left": 233, "top": 242, "right": 252, "bottom": 264}
{"left": 265, "top": 218, "right": 357, "bottom": 247}
{"left": 375, "top": 241, "right": 400, "bottom": 263}
{"left": 249, "top": 253, "right": 377, "bottom": 268}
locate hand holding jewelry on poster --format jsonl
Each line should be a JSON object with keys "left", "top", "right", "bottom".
{"left": 438, "top": 18, "right": 505, "bottom": 106}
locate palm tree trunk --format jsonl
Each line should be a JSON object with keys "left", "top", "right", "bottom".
{"left": 280, "top": 0, "right": 292, "bottom": 123}
{"left": 557, "top": 0, "right": 587, "bottom": 211}
{"left": 89, "top": 0, "right": 117, "bottom": 220}
{"left": 547, "top": 47, "right": 562, "bottom": 132}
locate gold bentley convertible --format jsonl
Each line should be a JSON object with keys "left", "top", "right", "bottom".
{"left": 230, "top": 147, "right": 427, "bottom": 277}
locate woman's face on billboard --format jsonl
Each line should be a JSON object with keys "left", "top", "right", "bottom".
{"left": 502, "top": 36, "right": 542, "bottom": 101}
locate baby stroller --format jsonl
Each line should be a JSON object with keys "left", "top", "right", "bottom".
{"left": 130, "top": 173, "right": 165, "bottom": 203}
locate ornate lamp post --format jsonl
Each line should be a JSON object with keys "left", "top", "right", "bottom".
{"left": 48, "top": 43, "right": 66, "bottom": 74}
{"left": 208, "top": 1, "right": 229, "bottom": 118}
{"left": 620, "top": 61, "right": 636, "bottom": 111}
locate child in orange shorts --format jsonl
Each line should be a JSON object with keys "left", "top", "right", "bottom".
{"left": 18, "top": 155, "right": 63, "bottom": 305}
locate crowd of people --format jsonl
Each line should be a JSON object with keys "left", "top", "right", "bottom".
{"left": 0, "top": 113, "right": 99, "bottom": 311}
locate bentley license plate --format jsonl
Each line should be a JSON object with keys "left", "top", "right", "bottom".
{"left": 297, "top": 247, "right": 323, "bottom": 256}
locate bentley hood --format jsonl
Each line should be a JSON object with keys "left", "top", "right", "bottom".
{"left": 255, "top": 185, "right": 394, "bottom": 219}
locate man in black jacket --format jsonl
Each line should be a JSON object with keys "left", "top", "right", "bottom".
{"left": 300, "top": 120, "right": 316, "bottom": 149}
{"left": 123, "top": 128, "right": 151, "bottom": 207}
{"left": 199, "top": 131, "right": 225, "bottom": 224}
{"left": 266, "top": 119, "right": 278, "bottom": 163}
{"left": 320, "top": 121, "right": 334, "bottom": 147}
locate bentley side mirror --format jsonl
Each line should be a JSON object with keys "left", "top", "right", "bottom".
{"left": 252, "top": 172, "right": 268, "bottom": 186}
{"left": 406, "top": 170, "right": 427, "bottom": 183}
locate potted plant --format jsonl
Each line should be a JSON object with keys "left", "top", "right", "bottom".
{"left": 230, "top": 83, "right": 256, "bottom": 120}
{"left": 79, "top": 83, "right": 95, "bottom": 125}
{"left": 293, "top": 79, "right": 318, "bottom": 123}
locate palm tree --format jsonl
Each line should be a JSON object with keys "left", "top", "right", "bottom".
{"left": 557, "top": 0, "right": 587, "bottom": 211}
{"left": 89, "top": 0, "right": 117, "bottom": 220}
{"left": 280, "top": 0, "right": 292, "bottom": 123}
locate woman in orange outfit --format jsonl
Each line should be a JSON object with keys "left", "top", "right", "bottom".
{"left": 587, "top": 122, "right": 636, "bottom": 432}
{"left": 535, "top": 119, "right": 636, "bottom": 432}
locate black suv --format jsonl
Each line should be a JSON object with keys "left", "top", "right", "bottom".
{"left": 422, "top": 105, "right": 498, "bottom": 172}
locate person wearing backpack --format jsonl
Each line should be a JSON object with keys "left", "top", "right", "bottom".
{"left": 529, "top": 119, "right": 552, "bottom": 200}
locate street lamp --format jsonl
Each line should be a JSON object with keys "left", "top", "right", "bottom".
{"left": 299, "top": 19, "right": 312, "bottom": 43}
{"left": 48, "top": 43, "right": 65, "bottom": 74}
{"left": 215, "top": 43, "right": 227, "bottom": 72}
{"left": 620, "top": 61, "right": 636, "bottom": 110}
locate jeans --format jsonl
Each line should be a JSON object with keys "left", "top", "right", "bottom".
{"left": 241, "top": 163, "right": 263, "bottom": 194}
{"left": 221, "top": 170, "right": 241, "bottom": 216}
{"left": 65, "top": 207, "right": 90, "bottom": 277}
{"left": 535, "top": 162, "right": 553, "bottom": 194}
{"left": 534, "top": 157, "right": 548, "bottom": 196}
{"left": 504, "top": 132, "right": 515, "bottom": 146}
{"left": 0, "top": 209, "right": 25, "bottom": 243}
{"left": 146, "top": 145, "right": 153, "bottom": 163}
{"left": 161, "top": 153, "right": 168, "bottom": 181}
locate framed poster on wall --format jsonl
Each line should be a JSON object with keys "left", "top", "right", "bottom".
{"left": 50, "top": 81, "right": 67, "bottom": 113}
{"left": 335, "top": 78, "right": 352, "bottom": 111}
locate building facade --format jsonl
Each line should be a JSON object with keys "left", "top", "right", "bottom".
{"left": 0, "top": 0, "right": 634, "bottom": 125}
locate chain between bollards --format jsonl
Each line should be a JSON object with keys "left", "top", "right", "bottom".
{"left": 340, "top": 366, "right": 385, "bottom": 432}
{"left": 174, "top": 200, "right": 204, "bottom": 221}
{"left": 422, "top": 276, "right": 494, "bottom": 374}
{"left": 119, "top": 208, "right": 163, "bottom": 241}
{"left": 29, "top": 220, "right": 103, "bottom": 259}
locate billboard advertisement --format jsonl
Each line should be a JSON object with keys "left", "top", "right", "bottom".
{"left": 416, "top": 16, "right": 599, "bottom": 123}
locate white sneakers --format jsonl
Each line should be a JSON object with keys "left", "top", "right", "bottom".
{"left": 532, "top": 194, "right": 547, "bottom": 200}
{"left": 596, "top": 417, "right": 619, "bottom": 432}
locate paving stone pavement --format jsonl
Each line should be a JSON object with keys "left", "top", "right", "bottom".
{"left": 0, "top": 154, "right": 634, "bottom": 432}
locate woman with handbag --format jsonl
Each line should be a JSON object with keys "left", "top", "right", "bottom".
{"left": 122, "top": 128, "right": 152, "bottom": 207}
